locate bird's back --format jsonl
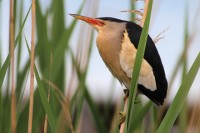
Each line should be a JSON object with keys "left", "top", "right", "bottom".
{"left": 126, "top": 22, "right": 168, "bottom": 105}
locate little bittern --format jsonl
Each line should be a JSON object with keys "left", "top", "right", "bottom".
{"left": 70, "top": 14, "right": 168, "bottom": 105}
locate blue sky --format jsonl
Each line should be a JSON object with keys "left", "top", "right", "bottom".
{"left": 1, "top": 0, "right": 200, "bottom": 103}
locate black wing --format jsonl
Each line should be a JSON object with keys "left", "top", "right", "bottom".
{"left": 126, "top": 22, "right": 168, "bottom": 105}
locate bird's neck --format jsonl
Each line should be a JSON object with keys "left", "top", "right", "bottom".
{"left": 95, "top": 23, "right": 131, "bottom": 87}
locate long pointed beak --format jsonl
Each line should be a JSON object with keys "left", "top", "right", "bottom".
{"left": 69, "top": 14, "right": 105, "bottom": 27}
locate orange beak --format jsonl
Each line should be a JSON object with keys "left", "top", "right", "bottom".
{"left": 69, "top": 14, "right": 105, "bottom": 27}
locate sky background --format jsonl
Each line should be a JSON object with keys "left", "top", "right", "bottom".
{"left": 1, "top": 0, "right": 200, "bottom": 103}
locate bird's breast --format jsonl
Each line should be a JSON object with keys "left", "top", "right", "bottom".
{"left": 96, "top": 32, "right": 131, "bottom": 87}
{"left": 96, "top": 30, "right": 157, "bottom": 91}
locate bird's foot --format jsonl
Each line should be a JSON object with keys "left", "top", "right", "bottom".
{"left": 134, "top": 95, "right": 141, "bottom": 104}
{"left": 119, "top": 111, "right": 126, "bottom": 127}
{"left": 123, "top": 89, "right": 129, "bottom": 101}
{"left": 123, "top": 89, "right": 141, "bottom": 104}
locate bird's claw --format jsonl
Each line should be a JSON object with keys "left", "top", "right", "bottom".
{"left": 123, "top": 89, "right": 141, "bottom": 104}
{"left": 134, "top": 96, "right": 141, "bottom": 104}
{"left": 119, "top": 111, "right": 126, "bottom": 127}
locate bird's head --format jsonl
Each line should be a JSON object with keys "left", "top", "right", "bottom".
{"left": 70, "top": 14, "right": 126, "bottom": 32}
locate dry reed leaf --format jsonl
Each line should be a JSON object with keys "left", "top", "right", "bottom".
{"left": 153, "top": 27, "right": 170, "bottom": 44}
{"left": 121, "top": 9, "right": 143, "bottom": 16}
{"left": 43, "top": 78, "right": 74, "bottom": 132}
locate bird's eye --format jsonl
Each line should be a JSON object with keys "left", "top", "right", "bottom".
{"left": 101, "top": 22, "right": 106, "bottom": 25}
{"left": 97, "top": 21, "right": 106, "bottom": 27}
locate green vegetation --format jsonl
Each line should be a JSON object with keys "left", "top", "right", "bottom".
{"left": 0, "top": 0, "right": 200, "bottom": 133}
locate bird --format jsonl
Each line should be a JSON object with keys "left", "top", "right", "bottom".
{"left": 70, "top": 14, "right": 168, "bottom": 106}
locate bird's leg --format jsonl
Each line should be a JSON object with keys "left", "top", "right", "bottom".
{"left": 119, "top": 89, "right": 140, "bottom": 129}
{"left": 123, "top": 89, "right": 129, "bottom": 101}
{"left": 118, "top": 89, "right": 129, "bottom": 129}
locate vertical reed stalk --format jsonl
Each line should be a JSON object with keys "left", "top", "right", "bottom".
{"left": 10, "top": 0, "right": 16, "bottom": 132}
{"left": 44, "top": 54, "right": 53, "bottom": 133}
{"left": 141, "top": 0, "right": 150, "bottom": 27}
{"left": 120, "top": 1, "right": 151, "bottom": 132}
{"left": 28, "top": 0, "right": 35, "bottom": 133}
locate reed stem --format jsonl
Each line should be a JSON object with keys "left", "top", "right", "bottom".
{"left": 28, "top": 1, "right": 35, "bottom": 133}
